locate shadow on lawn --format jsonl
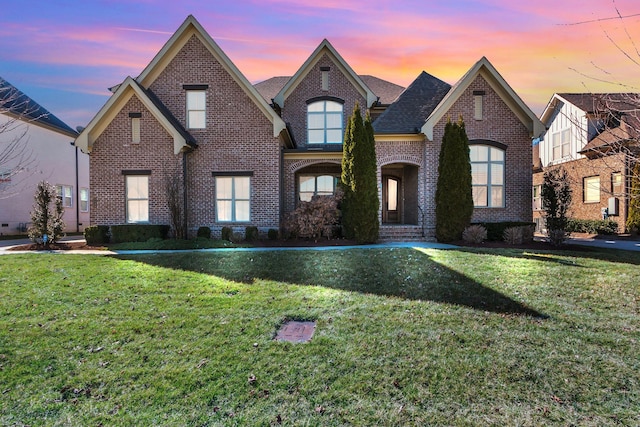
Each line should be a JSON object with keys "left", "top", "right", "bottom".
{"left": 117, "top": 248, "right": 545, "bottom": 318}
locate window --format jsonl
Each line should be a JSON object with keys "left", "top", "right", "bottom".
{"left": 321, "top": 67, "right": 330, "bottom": 91}
{"left": 612, "top": 172, "right": 623, "bottom": 195}
{"left": 186, "top": 91, "right": 206, "bottom": 129}
{"left": 552, "top": 128, "right": 571, "bottom": 160}
{"left": 299, "top": 175, "right": 338, "bottom": 201}
{"left": 533, "top": 184, "right": 542, "bottom": 211}
{"left": 307, "top": 100, "right": 343, "bottom": 144}
{"left": 80, "top": 188, "right": 89, "bottom": 212}
{"left": 216, "top": 176, "right": 250, "bottom": 222}
{"left": 56, "top": 185, "right": 73, "bottom": 208}
{"left": 470, "top": 145, "right": 505, "bottom": 208}
{"left": 473, "top": 91, "right": 484, "bottom": 120}
{"left": 126, "top": 176, "right": 149, "bottom": 223}
{"left": 131, "top": 117, "right": 140, "bottom": 143}
{"left": 583, "top": 176, "right": 600, "bottom": 203}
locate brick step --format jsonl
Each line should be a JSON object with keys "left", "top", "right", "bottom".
{"left": 378, "top": 225, "right": 425, "bottom": 242}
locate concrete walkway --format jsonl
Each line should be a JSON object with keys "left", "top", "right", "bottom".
{"left": 565, "top": 235, "right": 640, "bottom": 252}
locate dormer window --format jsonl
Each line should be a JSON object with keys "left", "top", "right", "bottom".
{"left": 307, "top": 99, "right": 343, "bottom": 144}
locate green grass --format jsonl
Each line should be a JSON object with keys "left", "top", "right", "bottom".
{"left": 107, "top": 237, "right": 241, "bottom": 251}
{"left": 0, "top": 247, "right": 638, "bottom": 426}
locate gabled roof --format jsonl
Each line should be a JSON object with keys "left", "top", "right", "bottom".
{"left": 273, "top": 39, "right": 377, "bottom": 108}
{"left": 541, "top": 92, "right": 640, "bottom": 125}
{"left": 254, "top": 76, "right": 292, "bottom": 104}
{"left": 137, "top": 15, "right": 285, "bottom": 138}
{"left": 373, "top": 71, "right": 451, "bottom": 134}
{"left": 0, "top": 77, "right": 77, "bottom": 138}
{"left": 422, "top": 57, "right": 545, "bottom": 140}
{"left": 75, "top": 77, "right": 196, "bottom": 154}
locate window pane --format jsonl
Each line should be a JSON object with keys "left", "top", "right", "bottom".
{"left": 308, "top": 129, "right": 325, "bottom": 144}
{"left": 307, "top": 114, "right": 325, "bottom": 129}
{"left": 299, "top": 176, "right": 315, "bottom": 193}
{"left": 490, "top": 147, "right": 504, "bottom": 162}
{"left": 235, "top": 177, "right": 250, "bottom": 199}
{"left": 216, "top": 177, "right": 233, "bottom": 199}
{"left": 188, "top": 111, "right": 206, "bottom": 129}
{"left": 127, "top": 176, "right": 147, "bottom": 199}
{"left": 491, "top": 186, "right": 504, "bottom": 207}
{"left": 325, "top": 101, "right": 342, "bottom": 112}
{"left": 127, "top": 200, "right": 149, "bottom": 222}
{"left": 307, "top": 102, "right": 324, "bottom": 112}
{"left": 584, "top": 176, "right": 600, "bottom": 202}
{"left": 472, "top": 163, "right": 488, "bottom": 185}
{"left": 300, "top": 192, "right": 314, "bottom": 202}
{"left": 217, "top": 200, "right": 232, "bottom": 221}
{"left": 470, "top": 145, "right": 488, "bottom": 162}
{"left": 388, "top": 178, "right": 398, "bottom": 211}
{"left": 235, "top": 201, "right": 250, "bottom": 221}
{"left": 491, "top": 163, "right": 504, "bottom": 185}
{"left": 187, "top": 91, "right": 206, "bottom": 110}
{"left": 473, "top": 186, "right": 487, "bottom": 207}
{"left": 326, "top": 129, "right": 343, "bottom": 143}
{"left": 316, "top": 175, "right": 334, "bottom": 193}
{"left": 326, "top": 113, "right": 342, "bottom": 128}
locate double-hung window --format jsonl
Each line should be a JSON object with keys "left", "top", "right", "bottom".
{"left": 80, "top": 188, "right": 89, "bottom": 212}
{"left": 186, "top": 90, "right": 206, "bottom": 129}
{"left": 56, "top": 185, "right": 73, "bottom": 208}
{"left": 126, "top": 175, "right": 149, "bottom": 223}
{"left": 307, "top": 100, "right": 343, "bottom": 144}
{"left": 215, "top": 176, "right": 250, "bottom": 222}
{"left": 299, "top": 175, "right": 338, "bottom": 201}
{"left": 471, "top": 145, "right": 505, "bottom": 208}
{"left": 583, "top": 176, "right": 600, "bottom": 203}
{"left": 552, "top": 129, "right": 571, "bottom": 161}
{"left": 533, "top": 184, "right": 542, "bottom": 211}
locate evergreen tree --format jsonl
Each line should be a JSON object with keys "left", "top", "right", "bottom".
{"left": 541, "top": 167, "right": 572, "bottom": 245}
{"left": 627, "top": 162, "right": 640, "bottom": 233}
{"left": 435, "top": 118, "right": 474, "bottom": 242}
{"left": 340, "top": 104, "right": 380, "bottom": 243}
{"left": 28, "top": 181, "right": 65, "bottom": 247}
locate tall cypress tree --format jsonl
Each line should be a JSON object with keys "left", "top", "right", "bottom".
{"left": 340, "top": 103, "right": 379, "bottom": 243}
{"left": 627, "top": 162, "right": 640, "bottom": 233}
{"left": 435, "top": 118, "right": 474, "bottom": 242}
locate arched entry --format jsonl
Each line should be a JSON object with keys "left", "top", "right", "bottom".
{"left": 381, "top": 163, "right": 419, "bottom": 225}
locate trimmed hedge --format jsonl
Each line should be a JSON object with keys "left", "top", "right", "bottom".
{"left": 566, "top": 218, "right": 618, "bottom": 235}
{"left": 110, "top": 224, "right": 170, "bottom": 243}
{"left": 197, "top": 226, "right": 211, "bottom": 239}
{"left": 473, "top": 221, "right": 536, "bottom": 241}
{"left": 84, "top": 225, "right": 110, "bottom": 245}
{"left": 245, "top": 226, "right": 259, "bottom": 242}
{"left": 268, "top": 229, "right": 278, "bottom": 240}
{"left": 221, "top": 226, "right": 233, "bottom": 242}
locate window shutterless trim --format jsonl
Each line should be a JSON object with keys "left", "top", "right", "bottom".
{"left": 183, "top": 84, "right": 209, "bottom": 90}
{"left": 469, "top": 139, "right": 507, "bottom": 151}
{"left": 306, "top": 96, "right": 344, "bottom": 105}
{"left": 473, "top": 90, "right": 485, "bottom": 95}
{"left": 320, "top": 66, "right": 331, "bottom": 71}
{"left": 128, "top": 112, "right": 142, "bottom": 118}
{"left": 212, "top": 171, "right": 254, "bottom": 177}
{"left": 122, "top": 170, "right": 152, "bottom": 175}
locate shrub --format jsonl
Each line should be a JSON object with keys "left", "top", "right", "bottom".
{"left": 503, "top": 227, "right": 524, "bottom": 245}
{"left": 231, "top": 232, "right": 244, "bottom": 243}
{"left": 109, "top": 224, "right": 170, "bottom": 243}
{"left": 628, "top": 163, "right": 640, "bottom": 234}
{"left": 245, "top": 226, "right": 259, "bottom": 242}
{"left": 84, "top": 225, "right": 110, "bottom": 245}
{"left": 282, "top": 193, "right": 342, "bottom": 239}
{"left": 566, "top": 219, "right": 618, "bottom": 235}
{"left": 475, "top": 222, "right": 536, "bottom": 241}
{"left": 462, "top": 225, "right": 487, "bottom": 244}
{"left": 221, "top": 226, "right": 233, "bottom": 242}
{"left": 268, "top": 229, "right": 278, "bottom": 240}
{"left": 542, "top": 167, "right": 572, "bottom": 246}
{"left": 28, "top": 181, "right": 65, "bottom": 246}
{"left": 197, "top": 226, "right": 211, "bottom": 239}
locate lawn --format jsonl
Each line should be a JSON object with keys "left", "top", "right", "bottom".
{"left": 0, "top": 246, "right": 638, "bottom": 426}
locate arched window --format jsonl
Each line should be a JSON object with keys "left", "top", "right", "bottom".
{"left": 470, "top": 144, "right": 505, "bottom": 208}
{"left": 299, "top": 174, "right": 338, "bottom": 201}
{"left": 307, "top": 100, "right": 343, "bottom": 144}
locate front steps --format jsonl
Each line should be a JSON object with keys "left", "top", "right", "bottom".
{"left": 378, "top": 224, "right": 429, "bottom": 242}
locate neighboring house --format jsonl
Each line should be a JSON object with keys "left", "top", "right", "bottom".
{"left": 0, "top": 77, "right": 88, "bottom": 235}
{"left": 76, "top": 15, "right": 543, "bottom": 240}
{"left": 534, "top": 93, "right": 639, "bottom": 232}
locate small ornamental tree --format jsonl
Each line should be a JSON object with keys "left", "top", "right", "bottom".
{"left": 435, "top": 118, "right": 474, "bottom": 242}
{"left": 28, "top": 181, "right": 65, "bottom": 247}
{"left": 340, "top": 104, "right": 379, "bottom": 243}
{"left": 541, "top": 167, "right": 572, "bottom": 245}
{"left": 627, "top": 162, "right": 640, "bottom": 233}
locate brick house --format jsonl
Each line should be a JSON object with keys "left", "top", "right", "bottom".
{"left": 76, "top": 15, "right": 543, "bottom": 240}
{"left": 533, "top": 93, "right": 639, "bottom": 232}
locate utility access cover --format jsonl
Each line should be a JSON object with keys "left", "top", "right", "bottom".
{"left": 275, "top": 320, "right": 316, "bottom": 343}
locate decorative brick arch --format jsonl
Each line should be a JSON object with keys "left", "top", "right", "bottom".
{"left": 288, "top": 158, "right": 342, "bottom": 174}
{"left": 377, "top": 154, "right": 423, "bottom": 168}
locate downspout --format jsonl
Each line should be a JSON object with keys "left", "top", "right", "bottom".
{"left": 74, "top": 143, "right": 80, "bottom": 233}
{"left": 182, "top": 150, "right": 189, "bottom": 238}
{"left": 280, "top": 147, "right": 285, "bottom": 226}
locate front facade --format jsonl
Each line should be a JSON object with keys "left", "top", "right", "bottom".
{"left": 534, "top": 93, "right": 639, "bottom": 232}
{"left": 0, "top": 77, "right": 89, "bottom": 235}
{"left": 77, "top": 15, "right": 543, "bottom": 240}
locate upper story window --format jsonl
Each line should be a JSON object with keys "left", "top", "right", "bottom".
{"left": 533, "top": 184, "right": 542, "bottom": 211}
{"left": 552, "top": 128, "right": 570, "bottom": 160}
{"left": 186, "top": 91, "right": 206, "bottom": 129}
{"left": 473, "top": 90, "right": 484, "bottom": 120}
{"left": 129, "top": 112, "right": 141, "bottom": 144}
{"left": 307, "top": 100, "right": 343, "bottom": 144}
{"left": 470, "top": 144, "right": 505, "bottom": 208}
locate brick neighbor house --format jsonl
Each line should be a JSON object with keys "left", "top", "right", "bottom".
{"left": 76, "top": 15, "right": 544, "bottom": 240}
{"left": 533, "top": 93, "right": 639, "bottom": 233}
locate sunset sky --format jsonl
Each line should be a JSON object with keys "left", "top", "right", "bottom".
{"left": 1, "top": 0, "right": 639, "bottom": 128}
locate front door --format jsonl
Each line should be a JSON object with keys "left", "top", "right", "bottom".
{"left": 383, "top": 176, "right": 400, "bottom": 223}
